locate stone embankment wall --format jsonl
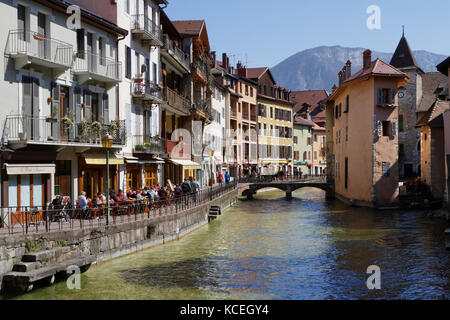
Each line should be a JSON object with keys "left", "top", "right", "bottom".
{"left": 0, "top": 188, "right": 239, "bottom": 290}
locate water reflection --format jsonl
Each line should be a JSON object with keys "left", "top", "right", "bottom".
{"left": 5, "top": 188, "right": 450, "bottom": 300}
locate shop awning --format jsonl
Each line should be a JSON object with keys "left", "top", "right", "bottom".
{"left": 83, "top": 154, "right": 124, "bottom": 165}
{"left": 4, "top": 164, "right": 55, "bottom": 175}
{"left": 139, "top": 160, "right": 165, "bottom": 164}
{"left": 169, "top": 159, "right": 202, "bottom": 170}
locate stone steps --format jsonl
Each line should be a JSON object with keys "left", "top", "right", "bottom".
{"left": 2, "top": 246, "right": 95, "bottom": 293}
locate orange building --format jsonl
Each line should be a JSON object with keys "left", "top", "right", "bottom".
{"left": 326, "top": 50, "right": 408, "bottom": 208}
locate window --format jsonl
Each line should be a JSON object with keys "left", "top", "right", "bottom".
{"left": 382, "top": 121, "right": 390, "bottom": 137}
{"left": 345, "top": 126, "right": 348, "bottom": 142}
{"left": 399, "top": 144, "right": 405, "bottom": 155}
{"left": 345, "top": 157, "right": 348, "bottom": 189}
{"left": 18, "top": 4, "right": 27, "bottom": 40}
{"left": 125, "top": 46, "right": 131, "bottom": 79}
{"left": 124, "top": 0, "right": 130, "bottom": 14}
{"left": 264, "top": 123, "right": 267, "bottom": 135}
{"left": 99, "top": 37, "right": 105, "bottom": 65}
{"left": 270, "top": 107, "right": 273, "bottom": 119}
{"left": 314, "top": 151, "right": 317, "bottom": 160}
{"left": 345, "top": 95, "right": 349, "bottom": 113}
{"left": 382, "top": 162, "right": 391, "bottom": 177}
{"left": 294, "top": 136, "right": 298, "bottom": 144}
{"left": 378, "top": 88, "right": 395, "bottom": 105}
{"left": 270, "top": 125, "right": 274, "bottom": 136}
{"left": 76, "top": 29, "right": 85, "bottom": 58}
{"left": 314, "top": 134, "right": 318, "bottom": 142}
{"left": 152, "top": 62, "right": 157, "bottom": 84}
{"left": 399, "top": 114, "right": 404, "bottom": 132}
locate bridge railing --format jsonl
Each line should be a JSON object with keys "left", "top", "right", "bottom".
{"left": 238, "top": 174, "right": 326, "bottom": 184}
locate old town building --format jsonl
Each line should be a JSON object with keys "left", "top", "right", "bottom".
{"left": 326, "top": 50, "right": 408, "bottom": 208}
{"left": 172, "top": 19, "right": 213, "bottom": 185}
{"left": 293, "top": 117, "right": 315, "bottom": 176}
{"left": 0, "top": 0, "right": 127, "bottom": 208}
{"left": 245, "top": 67, "right": 294, "bottom": 176}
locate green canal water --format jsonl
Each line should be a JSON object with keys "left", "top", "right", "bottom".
{"left": 4, "top": 188, "right": 450, "bottom": 300}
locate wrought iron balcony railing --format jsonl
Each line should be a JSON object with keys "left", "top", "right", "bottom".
{"left": 6, "top": 29, "right": 73, "bottom": 70}
{"left": 131, "top": 14, "right": 163, "bottom": 45}
{"left": 4, "top": 115, "right": 126, "bottom": 146}
{"left": 132, "top": 80, "right": 162, "bottom": 103}
{"left": 162, "top": 36, "right": 190, "bottom": 71}
{"left": 133, "top": 135, "right": 165, "bottom": 154}
{"left": 74, "top": 50, "right": 122, "bottom": 83}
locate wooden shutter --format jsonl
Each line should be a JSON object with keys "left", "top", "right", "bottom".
{"left": 51, "top": 82, "right": 60, "bottom": 140}
{"left": 84, "top": 90, "right": 92, "bottom": 121}
{"left": 74, "top": 87, "right": 82, "bottom": 123}
{"left": 391, "top": 88, "right": 396, "bottom": 104}
{"left": 392, "top": 119, "right": 398, "bottom": 137}
{"left": 377, "top": 120, "right": 383, "bottom": 137}
{"left": 103, "top": 93, "right": 109, "bottom": 124}
{"left": 22, "top": 76, "right": 32, "bottom": 116}
{"left": 32, "top": 78, "right": 40, "bottom": 139}
{"left": 377, "top": 88, "right": 383, "bottom": 105}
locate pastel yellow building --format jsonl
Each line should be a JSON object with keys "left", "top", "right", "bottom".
{"left": 242, "top": 67, "right": 295, "bottom": 175}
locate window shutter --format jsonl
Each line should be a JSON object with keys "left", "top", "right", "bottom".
{"left": 51, "top": 82, "right": 61, "bottom": 140}
{"left": 377, "top": 88, "right": 383, "bottom": 105}
{"left": 74, "top": 87, "right": 82, "bottom": 123}
{"left": 103, "top": 93, "right": 109, "bottom": 124}
{"left": 377, "top": 120, "right": 383, "bottom": 137}
{"left": 32, "top": 78, "right": 40, "bottom": 139}
{"left": 391, "top": 88, "right": 396, "bottom": 104}
{"left": 22, "top": 76, "right": 32, "bottom": 116}
{"left": 392, "top": 119, "right": 397, "bottom": 137}
{"left": 84, "top": 90, "right": 92, "bottom": 121}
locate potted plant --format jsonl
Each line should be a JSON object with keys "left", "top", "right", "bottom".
{"left": 143, "top": 142, "right": 151, "bottom": 150}
{"left": 78, "top": 120, "right": 89, "bottom": 141}
{"left": 153, "top": 134, "right": 161, "bottom": 141}
{"left": 108, "top": 121, "right": 118, "bottom": 136}
{"left": 46, "top": 105, "right": 59, "bottom": 123}
{"left": 33, "top": 34, "right": 44, "bottom": 41}
{"left": 62, "top": 117, "right": 73, "bottom": 130}
{"left": 135, "top": 144, "right": 144, "bottom": 151}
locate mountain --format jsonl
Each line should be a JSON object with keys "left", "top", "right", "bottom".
{"left": 271, "top": 46, "right": 448, "bottom": 92}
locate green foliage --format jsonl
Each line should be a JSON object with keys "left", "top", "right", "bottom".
{"left": 25, "top": 238, "right": 45, "bottom": 253}
{"left": 55, "top": 240, "right": 67, "bottom": 247}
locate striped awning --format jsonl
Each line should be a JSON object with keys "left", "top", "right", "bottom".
{"left": 83, "top": 154, "right": 124, "bottom": 165}
{"left": 169, "top": 159, "right": 201, "bottom": 170}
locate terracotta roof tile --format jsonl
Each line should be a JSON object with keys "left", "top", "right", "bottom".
{"left": 172, "top": 20, "right": 204, "bottom": 36}
{"left": 417, "top": 72, "right": 449, "bottom": 113}
{"left": 416, "top": 100, "right": 450, "bottom": 128}
{"left": 294, "top": 117, "right": 316, "bottom": 127}
{"left": 344, "top": 59, "right": 406, "bottom": 84}
{"left": 291, "top": 90, "right": 329, "bottom": 114}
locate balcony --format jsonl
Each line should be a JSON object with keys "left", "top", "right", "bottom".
{"left": 4, "top": 115, "right": 126, "bottom": 148}
{"left": 131, "top": 15, "right": 163, "bottom": 47}
{"left": 161, "top": 36, "right": 190, "bottom": 73}
{"left": 163, "top": 87, "right": 191, "bottom": 116}
{"left": 74, "top": 51, "right": 121, "bottom": 87}
{"left": 6, "top": 30, "right": 73, "bottom": 74}
{"left": 132, "top": 80, "right": 163, "bottom": 104}
{"left": 192, "top": 59, "right": 208, "bottom": 83}
{"left": 133, "top": 135, "right": 165, "bottom": 154}
{"left": 193, "top": 96, "right": 213, "bottom": 122}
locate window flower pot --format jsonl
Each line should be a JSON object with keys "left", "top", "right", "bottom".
{"left": 33, "top": 35, "right": 44, "bottom": 41}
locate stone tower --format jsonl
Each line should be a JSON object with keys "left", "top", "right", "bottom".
{"left": 390, "top": 30, "right": 424, "bottom": 180}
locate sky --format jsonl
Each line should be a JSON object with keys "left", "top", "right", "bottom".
{"left": 165, "top": 0, "right": 450, "bottom": 68}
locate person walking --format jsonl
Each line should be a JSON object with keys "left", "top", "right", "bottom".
{"left": 190, "top": 177, "right": 200, "bottom": 204}
{"left": 181, "top": 179, "right": 192, "bottom": 205}
{"left": 225, "top": 171, "right": 231, "bottom": 185}
{"left": 217, "top": 172, "right": 223, "bottom": 187}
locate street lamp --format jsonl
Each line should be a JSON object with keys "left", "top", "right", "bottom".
{"left": 101, "top": 134, "right": 113, "bottom": 226}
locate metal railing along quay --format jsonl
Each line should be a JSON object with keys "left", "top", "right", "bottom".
{"left": 0, "top": 181, "right": 238, "bottom": 236}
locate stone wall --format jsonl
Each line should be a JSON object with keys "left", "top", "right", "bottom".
{"left": 0, "top": 188, "right": 240, "bottom": 290}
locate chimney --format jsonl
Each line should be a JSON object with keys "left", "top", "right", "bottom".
{"left": 346, "top": 60, "right": 352, "bottom": 77}
{"left": 332, "top": 85, "right": 337, "bottom": 92}
{"left": 222, "top": 53, "right": 228, "bottom": 72}
{"left": 237, "top": 60, "right": 247, "bottom": 77}
{"left": 338, "top": 71, "right": 343, "bottom": 85}
{"left": 342, "top": 66, "right": 347, "bottom": 81}
{"left": 363, "top": 50, "right": 372, "bottom": 70}
{"left": 211, "top": 51, "right": 216, "bottom": 65}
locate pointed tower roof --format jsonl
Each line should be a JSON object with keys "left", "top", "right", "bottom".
{"left": 390, "top": 30, "right": 419, "bottom": 70}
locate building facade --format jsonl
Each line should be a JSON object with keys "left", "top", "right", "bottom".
{"left": 0, "top": 0, "right": 127, "bottom": 209}
{"left": 244, "top": 67, "right": 294, "bottom": 176}
{"left": 312, "top": 124, "right": 326, "bottom": 176}
{"left": 293, "top": 117, "right": 314, "bottom": 176}
{"left": 327, "top": 50, "right": 408, "bottom": 208}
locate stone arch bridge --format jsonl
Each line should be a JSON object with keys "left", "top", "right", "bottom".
{"left": 241, "top": 180, "right": 334, "bottom": 200}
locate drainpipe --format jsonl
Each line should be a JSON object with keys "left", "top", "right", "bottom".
{"left": 116, "top": 33, "right": 126, "bottom": 192}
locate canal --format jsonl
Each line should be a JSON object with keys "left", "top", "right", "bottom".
{"left": 4, "top": 188, "right": 450, "bottom": 300}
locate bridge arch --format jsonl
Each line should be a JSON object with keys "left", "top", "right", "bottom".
{"left": 241, "top": 182, "right": 332, "bottom": 200}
